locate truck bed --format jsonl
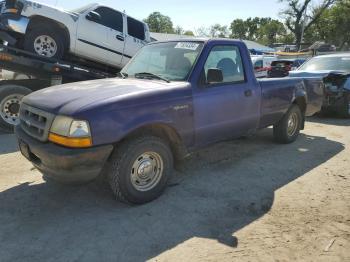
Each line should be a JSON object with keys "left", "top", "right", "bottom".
{"left": 258, "top": 77, "right": 324, "bottom": 128}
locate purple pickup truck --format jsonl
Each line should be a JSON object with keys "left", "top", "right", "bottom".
{"left": 15, "top": 39, "right": 324, "bottom": 204}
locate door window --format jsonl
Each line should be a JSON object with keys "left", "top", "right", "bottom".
{"left": 202, "top": 45, "right": 245, "bottom": 85}
{"left": 94, "top": 7, "right": 123, "bottom": 32}
{"left": 127, "top": 17, "right": 145, "bottom": 40}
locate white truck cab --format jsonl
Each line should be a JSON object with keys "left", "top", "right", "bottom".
{"left": 0, "top": 1, "right": 150, "bottom": 69}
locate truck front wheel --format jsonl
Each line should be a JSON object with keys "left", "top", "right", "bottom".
{"left": 273, "top": 105, "right": 302, "bottom": 144}
{"left": 106, "top": 136, "right": 174, "bottom": 204}
{"left": 24, "top": 25, "right": 66, "bottom": 59}
{"left": 0, "top": 85, "right": 31, "bottom": 133}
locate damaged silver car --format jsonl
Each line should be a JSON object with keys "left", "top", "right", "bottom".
{"left": 289, "top": 53, "right": 350, "bottom": 118}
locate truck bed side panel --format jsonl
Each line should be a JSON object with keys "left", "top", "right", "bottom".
{"left": 259, "top": 79, "right": 297, "bottom": 128}
{"left": 258, "top": 78, "right": 323, "bottom": 128}
{"left": 301, "top": 78, "right": 325, "bottom": 116}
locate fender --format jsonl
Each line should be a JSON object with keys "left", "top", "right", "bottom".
{"left": 120, "top": 113, "right": 175, "bottom": 140}
{"left": 85, "top": 102, "right": 194, "bottom": 147}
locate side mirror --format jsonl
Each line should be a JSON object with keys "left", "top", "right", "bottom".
{"left": 86, "top": 11, "right": 101, "bottom": 22}
{"left": 207, "top": 68, "right": 223, "bottom": 84}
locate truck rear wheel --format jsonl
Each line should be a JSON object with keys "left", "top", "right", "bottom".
{"left": 273, "top": 105, "right": 302, "bottom": 144}
{"left": 24, "top": 25, "right": 66, "bottom": 59}
{"left": 106, "top": 136, "right": 173, "bottom": 204}
{"left": 0, "top": 85, "right": 31, "bottom": 133}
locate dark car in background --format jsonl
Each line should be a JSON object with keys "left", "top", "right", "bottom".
{"left": 289, "top": 53, "right": 350, "bottom": 117}
{"left": 267, "top": 59, "right": 306, "bottom": 78}
{"left": 317, "top": 44, "right": 337, "bottom": 52}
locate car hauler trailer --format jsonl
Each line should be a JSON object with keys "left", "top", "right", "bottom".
{"left": 0, "top": 44, "right": 118, "bottom": 132}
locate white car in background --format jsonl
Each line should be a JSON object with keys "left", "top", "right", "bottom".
{"left": 251, "top": 55, "right": 278, "bottom": 78}
{"left": 0, "top": 1, "right": 150, "bottom": 68}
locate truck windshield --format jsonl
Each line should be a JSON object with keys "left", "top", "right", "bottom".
{"left": 298, "top": 56, "right": 350, "bottom": 72}
{"left": 121, "top": 41, "right": 204, "bottom": 81}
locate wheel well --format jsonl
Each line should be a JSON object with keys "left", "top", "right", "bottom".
{"left": 26, "top": 16, "right": 70, "bottom": 49}
{"left": 293, "top": 97, "right": 306, "bottom": 114}
{"left": 121, "top": 124, "right": 187, "bottom": 161}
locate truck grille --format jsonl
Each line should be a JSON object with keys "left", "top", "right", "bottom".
{"left": 19, "top": 104, "right": 55, "bottom": 142}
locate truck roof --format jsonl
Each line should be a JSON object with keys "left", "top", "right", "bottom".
{"left": 149, "top": 38, "right": 247, "bottom": 45}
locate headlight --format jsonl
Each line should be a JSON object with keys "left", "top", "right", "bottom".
{"left": 49, "top": 116, "right": 92, "bottom": 148}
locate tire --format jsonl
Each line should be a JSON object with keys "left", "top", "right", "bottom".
{"left": 24, "top": 25, "right": 66, "bottom": 59}
{"left": 273, "top": 105, "right": 303, "bottom": 144}
{"left": 0, "top": 85, "right": 31, "bottom": 133}
{"left": 339, "top": 94, "right": 350, "bottom": 118}
{"left": 106, "top": 135, "right": 174, "bottom": 205}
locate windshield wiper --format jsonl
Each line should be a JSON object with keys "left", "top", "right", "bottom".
{"left": 117, "top": 72, "right": 128, "bottom": 79}
{"left": 134, "top": 72, "right": 170, "bottom": 83}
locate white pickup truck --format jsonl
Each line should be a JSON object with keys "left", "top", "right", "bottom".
{"left": 0, "top": 0, "right": 150, "bottom": 68}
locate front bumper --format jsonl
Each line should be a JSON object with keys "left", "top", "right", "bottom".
{"left": 16, "top": 126, "right": 114, "bottom": 183}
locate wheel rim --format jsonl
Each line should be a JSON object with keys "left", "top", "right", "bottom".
{"left": 287, "top": 112, "right": 298, "bottom": 137}
{"left": 33, "top": 35, "right": 57, "bottom": 57}
{"left": 130, "top": 152, "right": 164, "bottom": 192}
{"left": 0, "top": 94, "right": 24, "bottom": 125}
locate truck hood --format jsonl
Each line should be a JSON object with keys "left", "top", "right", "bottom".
{"left": 20, "top": 0, "right": 79, "bottom": 21}
{"left": 22, "top": 78, "right": 190, "bottom": 116}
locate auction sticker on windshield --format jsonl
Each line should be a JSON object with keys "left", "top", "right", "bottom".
{"left": 175, "top": 42, "right": 200, "bottom": 50}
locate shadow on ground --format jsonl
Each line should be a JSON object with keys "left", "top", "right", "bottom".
{"left": 0, "top": 132, "right": 18, "bottom": 154}
{"left": 0, "top": 129, "right": 344, "bottom": 262}
{"left": 307, "top": 115, "right": 350, "bottom": 127}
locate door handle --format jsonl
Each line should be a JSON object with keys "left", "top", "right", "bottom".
{"left": 244, "top": 89, "right": 253, "bottom": 97}
{"left": 116, "top": 35, "right": 124, "bottom": 41}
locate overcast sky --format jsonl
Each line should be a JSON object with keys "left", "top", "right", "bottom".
{"left": 36, "top": 0, "right": 284, "bottom": 31}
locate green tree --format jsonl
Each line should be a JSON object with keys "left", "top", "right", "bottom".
{"left": 183, "top": 30, "right": 195, "bottom": 36}
{"left": 230, "top": 17, "right": 287, "bottom": 45}
{"left": 305, "top": 0, "right": 350, "bottom": 50}
{"left": 279, "top": 0, "right": 337, "bottom": 50}
{"left": 230, "top": 19, "right": 248, "bottom": 39}
{"left": 245, "top": 17, "right": 261, "bottom": 40}
{"left": 258, "top": 19, "right": 286, "bottom": 45}
{"left": 209, "top": 24, "right": 229, "bottom": 38}
{"left": 144, "top": 12, "right": 174, "bottom": 33}
{"left": 195, "top": 25, "right": 228, "bottom": 38}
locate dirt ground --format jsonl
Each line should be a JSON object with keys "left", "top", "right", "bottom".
{"left": 0, "top": 116, "right": 349, "bottom": 262}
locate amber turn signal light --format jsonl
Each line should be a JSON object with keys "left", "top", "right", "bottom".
{"left": 48, "top": 133, "right": 92, "bottom": 148}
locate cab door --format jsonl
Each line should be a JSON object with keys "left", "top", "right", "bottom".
{"left": 122, "top": 17, "right": 148, "bottom": 66}
{"left": 76, "top": 6, "right": 124, "bottom": 66}
{"left": 193, "top": 44, "right": 261, "bottom": 146}
{"left": 75, "top": 7, "right": 110, "bottom": 64}
{"left": 102, "top": 7, "right": 125, "bottom": 67}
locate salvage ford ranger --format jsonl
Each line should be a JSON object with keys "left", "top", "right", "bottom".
{"left": 0, "top": 0, "right": 150, "bottom": 68}
{"left": 16, "top": 39, "right": 324, "bottom": 204}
